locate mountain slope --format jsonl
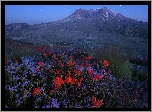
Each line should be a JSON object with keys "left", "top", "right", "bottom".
{"left": 5, "top": 7, "right": 148, "bottom": 60}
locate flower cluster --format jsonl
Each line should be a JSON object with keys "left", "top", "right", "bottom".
{"left": 4, "top": 45, "right": 146, "bottom": 108}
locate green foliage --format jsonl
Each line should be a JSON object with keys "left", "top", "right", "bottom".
{"left": 132, "top": 70, "right": 147, "bottom": 81}
{"left": 91, "top": 47, "right": 132, "bottom": 79}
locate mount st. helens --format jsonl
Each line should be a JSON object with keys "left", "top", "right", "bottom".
{"left": 5, "top": 7, "right": 148, "bottom": 61}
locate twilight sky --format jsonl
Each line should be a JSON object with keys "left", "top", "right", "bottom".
{"left": 5, "top": 5, "right": 148, "bottom": 25}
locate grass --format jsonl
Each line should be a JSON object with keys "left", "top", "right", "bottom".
{"left": 88, "top": 46, "right": 133, "bottom": 80}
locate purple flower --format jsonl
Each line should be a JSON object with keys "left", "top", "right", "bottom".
{"left": 15, "top": 75, "right": 20, "bottom": 80}
{"left": 83, "top": 85, "right": 86, "bottom": 90}
{"left": 62, "top": 98, "right": 67, "bottom": 106}
{"left": 52, "top": 98, "right": 60, "bottom": 108}
{"left": 11, "top": 86, "right": 17, "bottom": 91}
{"left": 15, "top": 94, "right": 20, "bottom": 98}
{"left": 5, "top": 85, "right": 10, "bottom": 90}
{"left": 5, "top": 105, "right": 9, "bottom": 108}
{"left": 42, "top": 105, "right": 45, "bottom": 108}
{"left": 75, "top": 104, "right": 81, "bottom": 108}
{"left": 19, "top": 64, "right": 23, "bottom": 67}
{"left": 87, "top": 103, "right": 90, "bottom": 108}
{"left": 22, "top": 81, "right": 28, "bottom": 87}
{"left": 30, "top": 67, "right": 36, "bottom": 73}
{"left": 46, "top": 102, "right": 50, "bottom": 108}
{"left": 27, "top": 93, "right": 31, "bottom": 98}
{"left": 37, "top": 97, "right": 41, "bottom": 101}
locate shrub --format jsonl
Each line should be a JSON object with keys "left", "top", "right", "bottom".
{"left": 91, "top": 47, "right": 132, "bottom": 79}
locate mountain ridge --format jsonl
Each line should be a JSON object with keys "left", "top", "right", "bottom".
{"left": 5, "top": 7, "right": 148, "bottom": 61}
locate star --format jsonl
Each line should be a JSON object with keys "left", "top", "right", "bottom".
{"left": 120, "top": 5, "right": 122, "bottom": 6}
{"left": 41, "top": 10, "right": 42, "bottom": 11}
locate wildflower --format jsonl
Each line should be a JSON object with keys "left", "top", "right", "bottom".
{"left": 77, "top": 78, "right": 83, "bottom": 87}
{"left": 50, "top": 90, "right": 54, "bottom": 94}
{"left": 5, "top": 57, "right": 8, "bottom": 65}
{"left": 60, "top": 63, "right": 64, "bottom": 67}
{"left": 35, "top": 67, "right": 39, "bottom": 71}
{"left": 48, "top": 52, "right": 51, "bottom": 55}
{"left": 65, "top": 74, "right": 73, "bottom": 84}
{"left": 67, "top": 70, "right": 71, "bottom": 76}
{"left": 103, "top": 60, "right": 109, "bottom": 67}
{"left": 54, "top": 76, "right": 64, "bottom": 89}
{"left": 87, "top": 63, "right": 91, "bottom": 67}
{"left": 32, "top": 87, "right": 41, "bottom": 97}
{"left": 81, "top": 63, "right": 84, "bottom": 67}
{"left": 38, "top": 48, "right": 44, "bottom": 53}
{"left": 72, "top": 78, "right": 78, "bottom": 85}
{"left": 15, "top": 60, "right": 18, "bottom": 63}
{"left": 55, "top": 58, "right": 59, "bottom": 61}
{"left": 92, "top": 74, "right": 102, "bottom": 81}
{"left": 55, "top": 69, "right": 62, "bottom": 75}
{"left": 92, "top": 96, "right": 104, "bottom": 108}
{"left": 75, "top": 69, "right": 81, "bottom": 76}
{"left": 88, "top": 69, "right": 94, "bottom": 75}
{"left": 62, "top": 98, "right": 67, "bottom": 107}
{"left": 52, "top": 98, "right": 60, "bottom": 108}
{"left": 54, "top": 54, "right": 56, "bottom": 57}
{"left": 75, "top": 104, "right": 81, "bottom": 108}
{"left": 70, "top": 56, "right": 73, "bottom": 59}
{"left": 43, "top": 53, "right": 46, "bottom": 57}
{"left": 67, "top": 60, "right": 73, "bottom": 66}
{"left": 38, "top": 62, "right": 44, "bottom": 67}
{"left": 86, "top": 55, "right": 92, "bottom": 60}
{"left": 5, "top": 105, "right": 9, "bottom": 108}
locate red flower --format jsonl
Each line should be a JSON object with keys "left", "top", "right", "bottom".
{"left": 5, "top": 57, "right": 8, "bottom": 65}
{"left": 55, "top": 58, "right": 59, "bottom": 61}
{"left": 54, "top": 76, "right": 64, "bottom": 89}
{"left": 54, "top": 54, "right": 56, "bottom": 57}
{"left": 92, "top": 74, "right": 102, "bottom": 81}
{"left": 35, "top": 67, "right": 39, "bottom": 71}
{"left": 103, "top": 60, "right": 109, "bottom": 67}
{"left": 81, "top": 63, "right": 84, "bottom": 67}
{"left": 72, "top": 78, "right": 78, "bottom": 84}
{"left": 77, "top": 78, "right": 83, "bottom": 87}
{"left": 32, "top": 87, "right": 41, "bottom": 97}
{"left": 38, "top": 62, "right": 44, "bottom": 67}
{"left": 86, "top": 55, "right": 92, "bottom": 60}
{"left": 43, "top": 53, "right": 46, "bottom": 57}
{"left": 70, "top": 56, "right": 73, "bottom": 59}
{"left": 67, "top": 60, "right": 73, "bottom": 66}
{"left": 60, "top": 63, "right": 64, "bottom": 67}
{"left": 88, "top": 69, "right": 94, "bottom": 75}
{"left": 65, "top": 75, "right": 73, "bottom": 84}
{"left": 15, "top": 60, "right": 18, "bottom": 63}
{"left": 38, "top": 48, "right": 44, "bottom": 53}
{"left": 5, "top": 61, "right": 8, "bottom": 66}
{"left": 48, "top": 52, "right": 51, "bottom": 55}
{"left": 75, "top": 69, "right": 81, "bottom": 76}
{"left": 67, "top": 70, "right": 71, "bottom": 76}
{"left": 50, "top": 90, "right": 54, "bottom": 94}
{"left": 55, "top": 69, "right": 62, "bottom": 75}
{"left": 92, "top": 96, "right": 104, "bottom": 108}
{"left": 87, "top": 63, "right": 91, "bottom": 67}
{"left": 88, "top": 55, "right": 92, "bottom": 60}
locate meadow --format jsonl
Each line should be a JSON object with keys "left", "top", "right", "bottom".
{"left": 4, "top": 39, "right": 148, "bottom": 108}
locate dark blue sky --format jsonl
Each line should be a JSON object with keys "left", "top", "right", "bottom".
{"left": 5, "top": 5, "right": 148, "bottom": 25}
